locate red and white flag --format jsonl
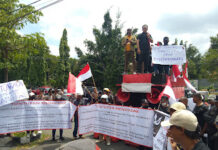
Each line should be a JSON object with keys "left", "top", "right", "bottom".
{"left": 121, "top": 74, "right": 152, "bottom": 93}
{"left": 67, "top": 72, "right": 83, "bottom": 95}
{"left": 172, "top": 65, "right": 182, "bottom": 82}
{"left": 77, "top": 63, "right": 92, "bottom": 82}
{"left": 158, "top": 76, "right": 177, "bottom": 105}
{"left": 183, "top": 61, "right": 188, "bottom": 78}
{"left": 183, "top": 75, "right": 197, "bottom": 93}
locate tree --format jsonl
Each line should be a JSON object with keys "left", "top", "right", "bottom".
{"left": 0, "top": 0, "right": 42, "bottom": 82}
{"left": 186, "top": 44, "right": 202, "bottom": 79}
{"left": 76, "top": 11, "right": 124, "bottom": 91}
{"left": 201, "top": 34, "right": 218, "bottom": 81}
{"left": 7, "top": 33, "right": 49, "bottom": 87}
{"left": 57, "top": 28, "right": 71, "bottom": 87}
{"left": 173, "top": 38, "right": 178, "bottom": 45}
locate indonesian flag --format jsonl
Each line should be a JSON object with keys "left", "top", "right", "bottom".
{"left": 121, "top": 74, "right": 152, "bottom": 93}
{"left": 183, "top": 61, "right": 188, "bottom": 78}
{"left": 183, "top": 74, "right": 197, "bottom": 93}
{"left": 172, "top": 65, "right": 181, "bottom": 82}
{"left": 67, "top": 72, "right": 84, "bottom": 95}
{"left": 77, "top": 63, "right": 92, "bottom": 82}
{"left": 182, "top": 61, "right": 197, "bottom": 92}
{"left": 158, "top": 76, "right": 177, "bottom": 105}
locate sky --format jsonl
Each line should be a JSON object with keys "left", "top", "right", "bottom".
{"left": 20, "top": 0, "right": 218, "bottom": 58}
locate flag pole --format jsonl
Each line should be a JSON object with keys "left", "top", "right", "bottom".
{"left": 82, "top": 83, "right": 98, "bottom": 103}
{"left": 88, "top": 62, "right": 98, "bottom": 92}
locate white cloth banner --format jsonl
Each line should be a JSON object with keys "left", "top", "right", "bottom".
{"left": 153, "top": 110, "right": 170, "bottom": 150}
{"left": 152, "top": 45, "right": 186, "bottom": 65}
{"left": 79, "top": 104, "right": 154, "bottom": 147}
{"left": 0, "top": 100, "right": 76, "bottom": 134}
{"left": 0, "top": 80, "right": 29, "bottom": 107}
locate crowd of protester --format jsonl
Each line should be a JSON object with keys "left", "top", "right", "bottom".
{"left": 13, "top": 24, "right": 217, "bottom": 150}
{"left": 26, "top": 86, "right": 218, "bottom": 150}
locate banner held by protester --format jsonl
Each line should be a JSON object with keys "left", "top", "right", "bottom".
{"left": 79, "top": 104, "right": 154, "bottom": 147}
{"left": 0, "top": 80, "right": 29, "bottom": 107}
{"left": 0, "top": 100, "right": 76, "bottom": 134}
{"left": 152, "top": 45, "right": 186, "bottom": 65}
{"left": 153, "top": 110, "right": 170, "bottom": 150}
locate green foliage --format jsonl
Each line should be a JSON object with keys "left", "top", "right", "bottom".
{"left": 0, "top": 0, "right": 42, "bottom": 82}
{"left": 186, "top": 44, "right": 202, "bottom": 79}
{"left": 173, "top": 38, "right": 178, "bottom": 45}
{"left": 77, "top": 11, "right": 124, "bottom": 91}
{"left": 75, "top": 47, "right": 84, "bottom": 58}
{"left": 57, "top": 28, "right": 71, "bottom": 88}
{"left": 201, "top": 34, "right": 218, "bottom": 81}
{"left": 8, "top": 33, "right": 49, "bottom": 87}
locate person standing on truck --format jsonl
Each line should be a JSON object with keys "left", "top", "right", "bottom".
{"left": 159, "top": 37, "right": 170, "bottom": 75}
{"left": 122, "top": 28, "right": 137, "bottom": 74}
{"left": 137, "top": 24, "right": 153, "bottom": 73}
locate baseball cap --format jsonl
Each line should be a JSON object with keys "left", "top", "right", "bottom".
{"left": 208, "top": 94, "right": 216, "bottom": 101}
{"left": 161, "top": 110, "right": 198, "bottom": 132}
{"left": 170, "top": 102, "right": 186, "bottom": 111}
{"left": 103, "top": 88, "right": 110, "bottom": 92}
{"left": 29, "top": 92, "right": 35, "bottom": 97}
{"left": 101, "top": 94, "right": 108, "bottom": 99}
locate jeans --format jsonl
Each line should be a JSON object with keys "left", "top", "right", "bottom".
{"left": 52, "top": 129, "right": 63, "bottom": 139}
{"left": 73, "top": 113, "right": 78, "bottom": 137}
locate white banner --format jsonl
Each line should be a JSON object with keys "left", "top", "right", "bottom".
{"left": 0, "top": 80, "right": 29, "bottom": 107}
{"left": 153, "top": 110, "right": 170, "bottom": 150}
{"left": 0, "top": 100, "right": 76, "bottom": 134}
{"left": 188, "top": 98, "right": 196, "bottom": 111}
{"left": 79, "top": 104, "right": 154, "bottom": 147}
{"left": 152, "top": 45, "right": 186, "bottom": 65}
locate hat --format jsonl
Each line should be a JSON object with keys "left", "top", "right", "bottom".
{"left": 29, "top": 92, "right": 35, "bottom": 97}
{"left": 101, "top": 94, "right": 108, "bottom": 99}
{"left": 208, "top": 94, "right": 216, "bottom": 101}
{"left": 56, "top": 94, "right": 62, "bottom": 100}
{"left": 103, "top": 88, "right": 110, "bottom": 92}
{"left": 161, "top": 110, "right": 198, "bottom": 132}
{"left": 170, "top": 102, "right": 186, "bottom": 111}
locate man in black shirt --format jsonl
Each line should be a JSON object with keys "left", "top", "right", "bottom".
{"left": 161, "top": 110, "right": 210, "bottom": 150}
{"left": 73, "top": 94, "right": 83, "bottom": 139}
{"left": 192, "top": 93, "right": 208, "bottom": 138}
{"left": 137, "top": 24, "right": 153, "bottom": 73}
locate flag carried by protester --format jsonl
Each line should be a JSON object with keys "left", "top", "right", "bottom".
{"left": 158, "top": 76, "right": 177, "bottom": 105}
{"left": 172, "top": 65, "right": 182, "bottom": 82}
{"left": 67, "top": 72, "right": 84, "bottom": 95}
{"left": 182, "top": 62, "right": 198, "bottom": 93}
{"left": 77, "top": 63, "right": 92, "bottom": 82}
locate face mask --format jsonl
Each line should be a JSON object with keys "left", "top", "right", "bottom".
{"left": 161, "top": 102, "right": 168, "bottom": 107}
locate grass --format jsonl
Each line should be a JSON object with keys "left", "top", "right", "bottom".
{"left": 12, "top": 133, "right": 51, "bottom": 150}
{"left": 13, "top": 132, "right": 26, "bottom": 138}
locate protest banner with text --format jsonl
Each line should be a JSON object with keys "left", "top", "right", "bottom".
{"left": 0, "top": 100, "right": 76, "bottom": 134}
{"left": 153, "top": 110, "right": 170, "bottom": 150}
{"left": 152, "top": 45, "right": 186, "bottom": 65}
{"left": 79, "top": 104, "right": 154, "bottom": 147}
{"left": 0, "top": 80, "right": 29, "bottom": 107}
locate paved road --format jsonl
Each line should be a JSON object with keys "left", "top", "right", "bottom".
{"left": 34, "top": 129, "right": 138, "bottom": 150}
{"left": 0, "top": 128, "right": 139, "bottom": 150}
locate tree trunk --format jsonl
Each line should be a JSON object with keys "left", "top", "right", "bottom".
{"left": 4, "top": 68, "right": 8, "bottom": 82}
{"left": 4, "top": 49, "right": 8, "bottom": 82}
